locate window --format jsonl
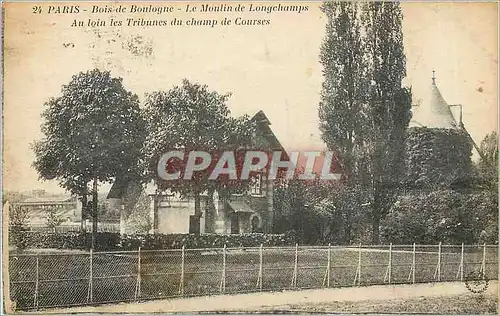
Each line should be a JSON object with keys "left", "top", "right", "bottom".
{"left": 250, "top": 174, "right": 264, "bottom": 196}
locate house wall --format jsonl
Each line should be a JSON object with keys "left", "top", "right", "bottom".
{"left": 155, "top": 195, "right": 206, "bottom": 234}
{"left": 243, "top": 176, "right": 274, "bottom": 233}
{"left": 130, "top": 176, "right": 275, "bottom": 235}
{"left": 151, "top": 188, "right": 273, "bottom": 235}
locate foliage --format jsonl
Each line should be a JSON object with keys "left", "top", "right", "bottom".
{"left": 313, "top": 184, "right": 371, "bottom": 245}
{"left": 319, "top": 2, "right": 367, "bottom": 180}
{"left": 475, "top": 131, "right": 498, "bottom": 192}
{"left": 32, "top": 69, "right": 146, "bottom": 241}
{"left": 272, "top": 177, "right": 372, "bottom": 245}
{"left": 360, "top": 2, "right": 412, "bottom": 244}
{"left": 142, "top": 79, "right": 258, "bottom": 233}
{"left": 319, "top": 2, "right": 411, "bottom": 244}
{"left": 8, "top": 204, "right": 30, "bottom": 250}
{"left": 318, "top": 2, "right": 370, "bottom": 243}
{"left": 44, "top": 207, "right": 65, "bottom": 230}
{"left": 381, "top": 189, "right": 497, "bottom": 244}
{"left": 273, "top": 179, "right": 323, "bottom": 244}
{"left": 405, "top": 127, "right": 474, "bottom": 189}
{"left": 473, "top": 132, "right": 499, "bottom": 243}
{"left": 8, "top": 204, "right": 29, "bottom": 228}
{"left": 33, "top": 69, "right": 145, "bottom": 193}
{"left": 9, "top": 231, "right": 296, "bottom": 251}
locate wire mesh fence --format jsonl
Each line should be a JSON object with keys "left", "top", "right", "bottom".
{"left": 8, "top": 243, "right": 498, "bottom": 311}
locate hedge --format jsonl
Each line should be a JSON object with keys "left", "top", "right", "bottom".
{"left": 9, "top": 231, "right": 297, "bottom": 251}
{"left": 381, "top": 189, "right": 498, "bottom": 245}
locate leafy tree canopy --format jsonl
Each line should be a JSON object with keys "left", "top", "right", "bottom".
{"left": 142, "top": 79, "right": 258, "bottom": 197}
{"left": 33, "top": 69, "right": 146, "bottom": 196}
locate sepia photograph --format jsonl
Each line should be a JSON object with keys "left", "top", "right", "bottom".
{"left": 1, "top": 1, "right": 498, "bottom": 314}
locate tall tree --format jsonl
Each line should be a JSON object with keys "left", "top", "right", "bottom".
{"left": 476, "top": 131, "right": 498, "bottom": 191}
{"left": 142, "top": 79, "right": 256, "bottom": 234}
{"left": 319, "top": 2, "right": 368, "bottom": 180}
{"left": 319, "top": 2, "right": 411, "bottom": 244}
{"left": 362, "top": 2, "right": 412, "bottom": 243}
{"left": 33, "top": 69, "right": 145, "bottom": 248}
{"left": 318, "top": 2, "right": 369, "bottom": 242}
{"left": 474, "top": 131, "right": 498, "bottom": 242}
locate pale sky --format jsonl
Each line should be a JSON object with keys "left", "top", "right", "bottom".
{"left": 3, "top": 2, "right": 498, "bottom": 194}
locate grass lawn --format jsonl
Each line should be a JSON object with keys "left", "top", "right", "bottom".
{"left": 8, "top": 246, "right": 498, "bottom": 310}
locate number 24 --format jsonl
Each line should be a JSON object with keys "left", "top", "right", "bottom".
{"left": 32, "top": 6, "right": 42, "bottom": 14}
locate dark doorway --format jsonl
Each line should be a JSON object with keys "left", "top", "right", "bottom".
{"left": 230, "top": 213, "right": 239, "bottom": 234}
{"left": 251, "top": 216, "right": 261, "bottom": 233}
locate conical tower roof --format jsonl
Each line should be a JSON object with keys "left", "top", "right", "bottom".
{"left": 410, "top": 74, "right": 458, "bottom": 129}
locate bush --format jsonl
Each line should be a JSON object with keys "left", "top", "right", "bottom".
{"left": 8, "top": 204, "right": 30, "bottom": 250}
{"left": 9, "top": 231, "right": 297, "bottom": 251}
{"left": 381, "top": 189, "right": 498, "bottom": 244}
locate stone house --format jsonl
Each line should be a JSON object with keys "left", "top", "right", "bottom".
{"left": 107, "top": 110, "right": 287, "bottom": 235}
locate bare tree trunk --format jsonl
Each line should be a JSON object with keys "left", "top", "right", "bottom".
{"left": 204, "top": 189, "right": 215, "bottom": 233}
{"left": 344, "top": 213, "right": 352, "bottom": 245}
{"left": 371, "top": 181, "right": 382, "bottom": 245}
{"left": 92, "top": 176, "right": 98, "bottom": 250}
{"left": 189, "top": 191, "right": 201, "bottom": 235}
{"left": 80, "top": 187, "right": 88, "bottom": 233}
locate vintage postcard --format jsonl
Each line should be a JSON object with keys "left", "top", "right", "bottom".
{"left": 2, "top": 1, "right": 498, "bottom": 314}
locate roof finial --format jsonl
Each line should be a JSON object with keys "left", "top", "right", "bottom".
{"left": 432, "top": 70, "right": 436, "bottom": 84}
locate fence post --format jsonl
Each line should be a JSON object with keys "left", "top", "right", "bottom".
{"left": 388, "top": 243, "right": 392, "bottom": 284}
{"left": 291, "top": 244, "right": 298, "bottom": 288}
{"left": 434, "top": 242, "right": 442, "bottom": 281}
{"left": 135, "top": 247, "right": 141, "bottom": 300}
{"left": 457, "top": 243, "right": 464, "bottom": 281}
{"left": 179, "top": 246, "right": 185, "bottom": 295}
{"left": 34, "top": 255, "right": 39, "bottom": 310}
{"left": 412, "top": 243, "right": 416, "bottom": 284}
{"left": 257, "top": 244, "right": 263, "bottom": 291}
{"left": 481, "top": 243, "right": 486, "bottom": 279}
{"left": 354, "top": 244, "right": 361, "bottom": 286}
{"left": 87, "top": 249, "right": 93, "bottom": 304}
{"left": 220, "top": 244, "right": 226, "bottom": 293}
{"left": 438, "top": 242, "right": 442, "bottom": 281}
{"left": 327, "top": 244, "right": 331, "bottom": 288}
{"left": 408, "top": 243, "right": 415, "bottom": 283}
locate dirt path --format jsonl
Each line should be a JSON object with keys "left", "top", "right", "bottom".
{"left": 37, "top": 281, "right": 498, "bottom": 314}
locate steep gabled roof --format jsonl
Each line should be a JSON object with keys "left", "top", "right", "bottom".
{"left": 252, "top": 110, "right": 271, "bottom": 125}
{"left": 107, "top": 177, "right": 129, "bottom": 199}
{"left": 251, "top": 110, "right": 286, "bottom": 153}
{"left": 410, "top": 79, "right": 458, "bottom": 129}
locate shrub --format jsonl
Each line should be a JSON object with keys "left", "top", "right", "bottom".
{"left": 8, "top": 204, "right": 30, "bottom": 250}
{"left": 381, "top": 189, "right": 497, "bottom": 244}
{"left": 9, "top": 231, "right": 297, "bottom": 251}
